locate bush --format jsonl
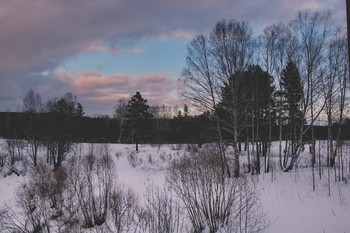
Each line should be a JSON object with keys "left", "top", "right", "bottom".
{"left": 0, "top": 144, "right": 115, "bottom": 232}
{"left": 127, "top": 151, "right": 138, "bottom": 168}
{"left": 140, "top": 185, "right": 185, "bottom": 233}
{"left": 110, "top": 186, "right": 139, "bottom": 233}
{"left": 167, "top": 150, "right": 268, "bottom": 233}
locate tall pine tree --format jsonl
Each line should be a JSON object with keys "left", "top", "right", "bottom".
{"left": 123, "top": 92, "right": 153, "bottom": 151}
{"left": 280, "top": 61, "right": 303, "bottom": 161}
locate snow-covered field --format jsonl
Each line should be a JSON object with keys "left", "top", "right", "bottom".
{"left": 1, "top": 140, "right": 350, "bottom": 232}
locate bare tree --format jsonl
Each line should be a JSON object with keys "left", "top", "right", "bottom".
{"left": 259, "top": 23, "right": 298, "bottom": 173}
{"left": 22, "top": 89, "right": 44, "bottom": 167}
{"left": 150, "top": 104, "right": 173, "bottom": 119}
{"left": 278, "top": 11, "right": 334, "bottom": 179}
{"left": 181, "top": 19, "right": 256, "bottom": 178}
{"left": 22, "top": 89, "right": 43, "bottom": 113}
{"left": 114, "top": 98, "right": 128, "bottom": 143}
{"left": 181, "top": 33, "right": 230, "bottom": 177}
{"left": 322, "top": 30, "right": 349, "bottom": 188}
{"left": 260, "top": 23, "right": 298, "bottom": 171}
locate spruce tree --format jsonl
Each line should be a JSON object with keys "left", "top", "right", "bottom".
{"left": 123, "top": 92, "right": 153, "bottom": 151}
{"left": 280, "top": 61, "right": 303, "bottom": 154}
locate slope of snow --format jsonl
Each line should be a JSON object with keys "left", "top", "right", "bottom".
{"left": 0, "top": 140, "right": 349, "bottom": 232}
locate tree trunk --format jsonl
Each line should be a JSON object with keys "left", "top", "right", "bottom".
{"left": 233, "top": 127, "right": 240, "bottom": 178}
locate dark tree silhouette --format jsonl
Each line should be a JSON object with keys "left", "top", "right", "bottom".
{"left": 277, "top": 61, "right": 304, "bottom": 170}
{"left": 48, "top": 92, "right": 84, "bottom": 117}
{"left": 217, "top": 65, "right": 275, "bottom": 173}
{"left": 44, "top": 93, "right": 84, "bottom": 169}
{"left": 123, "top": 92, "right": 153, "bottom": 151}
{"left": 22, "top": 89, "right": 43, "bottom": 166}
{"left": 280, "top": 61, "right": 303, "bottom": 128}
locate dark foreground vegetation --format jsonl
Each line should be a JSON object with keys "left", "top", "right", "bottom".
{"left": 0, "top": 144, "right": 268, "bottom": 233}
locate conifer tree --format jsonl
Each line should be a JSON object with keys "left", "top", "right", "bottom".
{"left": 123, "top": 92, "right": 153, "bottom": 151}
{"left": 280, "top": 61, "right": 303, "bottom": 141}
{"left": 279, "top": 61, "right": 304, "bottom": 169}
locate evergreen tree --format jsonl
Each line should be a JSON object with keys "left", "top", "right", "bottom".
{"left": 183, "top": 104, "right": 189, "bottom": 117}
{"left": 48, "top": 92, "right": 84, "bottom": 117}
{"left": 217, "top": 65, "right": 275, "bottom": 138}
{"left": 123, "top": 92, "right": 154, "bottom": 151}
{"left": 280, "top": 62, "right": 302, "bottom": 119}
{"left": 217, "top": 65, "right": 275, "bottom": 174}
{"left": 279, "top": 61, "right": 303, "bottom": 155}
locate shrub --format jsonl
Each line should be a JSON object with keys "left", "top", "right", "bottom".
{"left": 167, "top": 150, "right": 268, "bottom": 233}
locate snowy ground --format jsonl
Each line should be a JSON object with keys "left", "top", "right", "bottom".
{"left": 0, "top": 141, "right": 350, "bottom": 232}
{"left": 259, "top": 170, "right": 350, "bottom": 233}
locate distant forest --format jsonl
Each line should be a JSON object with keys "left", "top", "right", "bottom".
{"left": 1, "top": 111, "right": 350, "bottom": 144}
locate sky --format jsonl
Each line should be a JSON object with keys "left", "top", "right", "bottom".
{"left": 0, "top": 0, "right": 346, "bottom": 116}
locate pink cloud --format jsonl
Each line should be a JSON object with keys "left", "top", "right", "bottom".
{"left": 45, "top": 70, "right": 185, "bottom": 115}
{"left": 53, "top": 71, "right": 131, "bottom": 93}
{"left": 138, "top": 74, "right": 172, "bottom": 83}
{"left": 84, "top": 42, "right": 122, "bottom": 54}
{"left": 127, "top": 49, "right": 144, "bottom": 54}
{"left": 85, "top": 95, "right": 120, "bottom": 102}
{"left": 52, "top": 70, "right": 181, "bottom": 106}
{"left": 84, "top": 43, "right": 108, "bottom": 53}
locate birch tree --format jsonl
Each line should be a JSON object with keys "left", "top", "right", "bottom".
{"left": 181, "top": 34, "right": 230, "bottom": 177}
{"left": 210, "top": 19, "right": 255, "bottom": 177}
{"left": 282, "top": 11, "right": 333, "bottom": 177}
{"left": 322, "top": 30, "right": 349, "bottom": 184}
{"left": 260, "top": 23, "right": 298, "bottom": 172}
{"left": 181, "top": 19, "right": 256, "bottom": 177}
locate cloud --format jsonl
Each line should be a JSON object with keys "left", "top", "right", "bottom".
{"left": 0, "top": 0, "right": 345, "bottom": 115}
{"left": 84, "top": 42, "right": 143, "bottom": 55}
{"left": 0, "top": 0, "right": 343, "bottom": 73}
{"left": 49, "top": 70, "right": 182, "bottom": 115}
{"left": 84, "top": 43, "right": 122, "bottom": 54}
{"left": 55, "top": 71, "right": 131, "bottom": 93}
{"left": 127, "top": 49, "right": 144, "bottom": 54}
{"left": 0, "top": 68, "right": 183, "bottom": 116}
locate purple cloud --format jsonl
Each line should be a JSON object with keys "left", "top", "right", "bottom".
{"left": 1, "top": 0, "right": 343, "bottom": 73}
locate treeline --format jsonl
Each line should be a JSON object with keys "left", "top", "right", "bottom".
{"left": 0, "top": 112, "right": 119, "bottom": 143}
{"left": 0, "top": 111, "right": 209, "bottom": 144}
{"left": 1, "top": 111, "right": 350, "bottom": 144}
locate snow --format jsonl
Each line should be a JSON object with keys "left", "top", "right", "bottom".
{"left": 0, "top": 174, "right": 25, "bottom": 205}
{"left": 259, "top": 170, "right": 350, "bottom": 233}
{"left": 1, "top": 140, "right": 350, "bottom": 232}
